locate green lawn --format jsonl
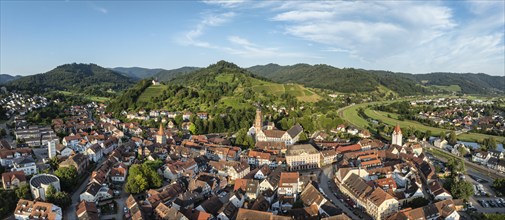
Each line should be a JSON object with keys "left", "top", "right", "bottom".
{"left": 215, "top": 74, "right": 234, "bottom": 83}
{"left": 429, "top": 85, "right": 462, "bottom": 92}
{"left": 250, "top": 81, "right": 321, "bottom": 102}
{"left": 340, "top": 104, "right": 370, "bottom": 128}
{"left": 137, "top": 84, "right": 168, "bottom": 102}
{"left": 219, "top": 97, "right": 249, "bottom": 109}
{"left": 457, "top": 132, "right": 505, "bottom": 144}
{"left": 364, "top": 109, "right": 449, "bottom": 135}
{"left": 57, "top": 91, "right": 110, "bottom": 102}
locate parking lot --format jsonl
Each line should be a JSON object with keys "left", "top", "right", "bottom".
{"left": 466, "top": 173, "right": 505, "bottom": 213}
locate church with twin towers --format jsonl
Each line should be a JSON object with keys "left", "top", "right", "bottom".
{"left": 249, "top": 108, "right": 303, "bottom": 146}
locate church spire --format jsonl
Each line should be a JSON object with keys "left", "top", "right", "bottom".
{"left": 393, "top": 123, "right": 402, "bottom": 134}
{"left": 158, "top": 123, "right": 165, "bottom": 135}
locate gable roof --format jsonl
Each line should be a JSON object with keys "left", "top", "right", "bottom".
{"left": 342, "top": 173, "right": 372, "bottom": 199}
{"left": 2, "top": 171, "right": 26, "bottom": 183}
{"left": 287, "top": 124, "right": 303, "bottom": 138}
{"left": 368, "top": 187, "right": 396, "bottom": 207}
{"left": 279, "top": 172, "right": 299, "bottom": 186}
{"left": 300, "top": 182, "right": 325, "bottom": 206}
{"left": 76, "top": 201, "right": 99, "bottom": 220}
{"left": 262, "top": 130, "right": 286, "bottom": 138}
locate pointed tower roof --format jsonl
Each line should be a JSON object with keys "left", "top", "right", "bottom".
{"left": 394, "top": 124, "right": 402, "bottom": 134}
{"left": 158, "top": 123, "right": 165, "bottom": 135}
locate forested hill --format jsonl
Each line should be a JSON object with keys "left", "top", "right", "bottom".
{"left": 248, "top": 64, "right": 505, "bottom": 95}
{"left": 6, "top": 63, "right": 136, "bottom": 96}
{"left": 152, "top": 66, "right": 201, "bottom": 82}
{"left": 107, "top": 60, "right": 321, "bottom": 114}
{"left": 110, "top": 67, "right": 165, "bottom": 80}
{"left": 0, "top": 74, "right": 21, "bottom": 84}
{"left": 401, "top": 72, "right": 505, "bottom": 94}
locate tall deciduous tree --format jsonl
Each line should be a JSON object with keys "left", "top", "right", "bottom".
{"left": 15, "top": 184, "right": 32, "bottom": 200}
{"left": 450, "top": 180, "right": 473, "bottom": 200}
{"left": 54, "top": 166, "right": 78, "bottom": 192}
{"left": 448, "top": 131, "right": 457, "bottom": 145}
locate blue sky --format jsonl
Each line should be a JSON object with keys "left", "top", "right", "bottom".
{"left": 1, "top": 1, "right": 504, "bottom": 76}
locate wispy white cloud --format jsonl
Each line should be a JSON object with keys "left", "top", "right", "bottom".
{"left": 89, "top": 2, "right": 108, "bottom": 14}
{"left": 180, "top": 9, "right": 313, "bottom": 59}
{"left": 202, "top": 0, "right": 247, "bottom": 8}
{"left": 267, "top": 1, "right": 504, "bottom": 74}
{"left": 226, "top": 35, "right": 311, "bottom": 58}
{"left": 194, "top": 1, "right": 503, "bottom": 74}
{"left": 182, "top": 12, "right": 235, "bottom": 48}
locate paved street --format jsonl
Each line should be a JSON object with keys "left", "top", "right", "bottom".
{"left": 64, "top": 174, "right": 91, "bottom": 220}
{"left": 319, "top": 164, "right": 371, "bottom": 220}
{"left": 64, "top": 158, "right": 106, "bottom": 220}
{"left": 100, "top": 188, "right": 129, "bottom": 220}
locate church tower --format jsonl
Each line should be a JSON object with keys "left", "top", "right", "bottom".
{"left": 254, "top": 108, "right": 263, "bottom": 134}
{"left": 156, "top": 123, "right": 166, "bottom": 144}
{"left": 392, "top": 124, "right": 402, "bottom": 146}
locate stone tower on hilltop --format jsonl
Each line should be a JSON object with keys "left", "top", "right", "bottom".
{"left": 156, "top": 123, "right": 166, "bottom": 144}
{"left": 254, "top": 108, "right": 263, "bottom": 134}
{"left": 392, "top": 124, "right": 402, "bottom": 146}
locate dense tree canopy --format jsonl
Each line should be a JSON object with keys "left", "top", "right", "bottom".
{"left": 492, "top": 178, "right": 505, "bottom": 196}
{"left": 54, "top": 166, "right": 78, "bottom": 192}
{"left": 125, "top": 163, "right": 163, "bottom": 194}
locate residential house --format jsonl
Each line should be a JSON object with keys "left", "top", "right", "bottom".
{"left": 0, "top": 148, "right": 32, "bottom": 167}
{"left": 366, "top": 187, "right": 399, "bottom": 220}
{"left": 472, "top": 150, "right": 491, "bottom": 165}
{"left": 154, "top": 203, "right": 188, "bottom": 220}
{"left": 100, "top": 137, "right": 118, "bottom": 155}
{"left": 428, "top": 181, "right": 453, "bottom": 201}
{"left": 76, "top": 201, "right": 99, "bottom": 220}
{"left": 2, "top": 171, "right": 27, "bottom": 190}
{"left": 320, "top": 149, "right": 338, "bottom": 166}
{"left": 79, "top": 182, "right": 113, "bottom": 203}
{"left": 63, "top": 135, "right": 81, "bottom": 148}
{"left": 56, "top": 145, "right": 74, "bottom": 157}
{"left": 388, "top": 199, "right": 460, "bottom": 220}
{"left": 433, "top": 138, "right": 448, "bottom": 149}
{"left": 86, "top": 144, "right": 103, "bottom": 162}
{"left": 12, "top": 157, "right": 37, "bottom": 175}
{"left": 235, "top": 208, "right": 291, "bottom": 220}
{"left": 110, "top": 163, "right": 128, "bottom": 182}
{"left": 59, "top": 153, "right": 89, "bottom": 174}
{"left": 278, "top": 172, "right": 300, "bottom": 199}
{"left": 247, "top": 150, "right": 271, "bottom": 167}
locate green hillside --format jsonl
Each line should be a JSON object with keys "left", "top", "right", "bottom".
{"left": 109, "top": 61, "right": 321, "bottom": 114}
{"left": 7, "top": 63, "right": 136, "bottom": 97}
{"left": 248, "top": 64, "right": 505, "bottom": 95}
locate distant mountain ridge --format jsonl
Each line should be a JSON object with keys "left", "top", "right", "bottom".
{"left": 6, "top": 63, "right": 136, "bottom": 95}
{"left": 247, "top": 63, "right": 505, "bottom": 95}
{"left": 0, "top": 74, "right": 22, "bottom": 84}
{"left": 110, "top": 67, "right": 165, "bottom": 80}
{"left": 153, "top": 66, "right": 201, "bottom": 81}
